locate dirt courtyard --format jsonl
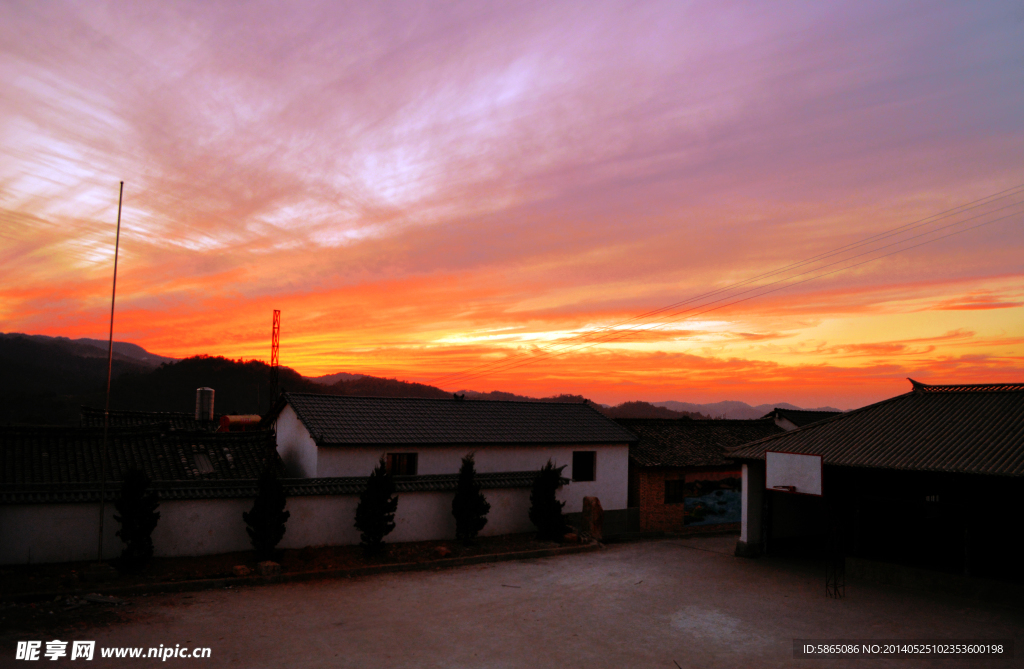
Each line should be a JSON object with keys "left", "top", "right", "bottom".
{"left": 2, "top": 535, "right": 1021, "bottom": 668}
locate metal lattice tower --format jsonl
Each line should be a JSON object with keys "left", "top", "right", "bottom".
{"left": 270, "top": 309, "right": 280, "bottom": 399}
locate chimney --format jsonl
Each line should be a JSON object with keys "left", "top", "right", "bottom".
{"left": 196, "top": 387, "right": 215, "bottom": 421}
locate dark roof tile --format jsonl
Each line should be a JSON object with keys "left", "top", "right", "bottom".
{"left": 0, "top": 425, "right": 279, "bottom": 485}
{"left": 80, "top": 407, "right": 219, "bottom": 432}
{"left": 762, "top": 408, "right": 842, "bottom": 427}
{"left": 729, "top": 381, "right": 1024, "bottom": 476}
{"left": 616, "top": 418, "right": 783, "bottom": 467}
{"left": 275, "top": 393, "right": 636, "bottom": 446}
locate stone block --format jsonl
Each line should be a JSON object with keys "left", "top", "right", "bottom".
{"left": 581, "top": 496, "right": 604, "bottom": 541}
{"left": 257, "top": 561, "right": 281, "bottom": 577}
{"left": 232, "top": 565, "right": 252, "bottom": 577}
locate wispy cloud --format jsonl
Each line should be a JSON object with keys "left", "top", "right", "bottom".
{"left": 1, "top": 1, "right": 1022, "bottom": 407}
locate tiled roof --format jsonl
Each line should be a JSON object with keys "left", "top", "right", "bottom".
{"left": 273, "top": 393, "right": 637, "bottom": 446}
{"left": 616, "top": 418, "right": 783, "bottom": 468}
{"left": 0, "top": 471, "right": 561, "bottom": 504}
{"left": 728, "top": 380, "right": 1024, "bottom": 476}
{"left": 0, "top": 425, "right": 280, "bottom": 486}
{"left": 80, "top": 407, "right": 219, "bottom": 432}
{"left": 762, "top": 408, "right": 843, "bottom": 427}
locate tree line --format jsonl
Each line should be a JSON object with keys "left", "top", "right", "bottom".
{"left": 112, "top": 456, "right": 573, "bottom": 571}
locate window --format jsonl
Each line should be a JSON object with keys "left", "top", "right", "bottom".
{"left": 664, "top": 479, "right": 685, "bottom": 504}
{"left": 386, "top": 453, "right": 418, "bottom": 476}
{"left": 194, "top": 452, "right": 215, "bottom": 475}
{"left": 572, "top": 451, "right": 596, "bottom": 482}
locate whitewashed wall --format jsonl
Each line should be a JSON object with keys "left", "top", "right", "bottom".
{"left": 1, "top": 485, "right": 542, "bottom": 565}
{"left": 275, "top": 409, "right": 630, "bottom": 512}
{"left": 317, "top": 444, "right": 630, "bottom": 513}
{"left": 276, "top": 404, "right": 318, "bottom": 477}
{"left": 0, "top": 503, "right": 121, "bottom": 565}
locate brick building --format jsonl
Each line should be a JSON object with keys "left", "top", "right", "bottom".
{"left": 616, "top": 418, "right": 783, "bottom": 533}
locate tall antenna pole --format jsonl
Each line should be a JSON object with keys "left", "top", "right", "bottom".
{"left": 97, "top": 181, "right": 124, "bottom": 564}
{"left": 270, "top": 309, "right": 281, "bottom": 401}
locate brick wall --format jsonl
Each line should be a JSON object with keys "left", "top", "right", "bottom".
{"left": 637, "top": 466, "right": 740, "bottom": 532}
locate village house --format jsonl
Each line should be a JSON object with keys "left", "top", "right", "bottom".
{"left": 268, "top": 393, "right": 636, "bottom": 540}
{"left": 1, "top": 394, "right": 635, "bottom": 564}
{"left": 761, "top": 408, "right": 842, "bottom": 431}
{"left": 616, "top": 417, "right": 783, "bottom": 533}
{"left": 730, "top": 380, "right": 1024, "bottom": 586}
{"left": 0, "top": 424, "right": 279, "bottom": 564}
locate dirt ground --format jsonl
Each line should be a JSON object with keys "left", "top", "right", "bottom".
{"left": 0, "top": 533, "right": 561, "bottom": 639}
{"left": 3, "top": 535, "right": 1021, "bottom": 668}
{"left": 0, "top": 533, "right": 559, "bottom": 596}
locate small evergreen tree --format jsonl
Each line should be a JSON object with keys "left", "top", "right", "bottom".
{"left": 243, "top": 465, "right": 290, "bottom": 561}
{"left": 529, "top": 460, "right": 568, "bottom": 541}
{"left": 114, "top": 469, "right": 160, "bottom": 569}
{"left": 451, "top": 453, "right": 490, "bottom": 543}
{"left": 355, "top": 457, "right": 398, "bottom": 556}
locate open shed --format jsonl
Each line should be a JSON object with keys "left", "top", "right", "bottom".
{"left": 729, "top": 380, "right": 1024, "bottom": 584}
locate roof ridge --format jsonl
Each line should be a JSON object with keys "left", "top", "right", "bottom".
{"left": 910, "top": 381, "right": 1024, "bottom": 392}
{"left": 80, "top": 406, "right": 195, "bottom": 416}
{"left": 728, "top": 389, "right": 917, "bottom": 454}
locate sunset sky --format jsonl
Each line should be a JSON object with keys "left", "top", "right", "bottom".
{"left": 2, "top": 1, "right": 1022, "bottom": 409}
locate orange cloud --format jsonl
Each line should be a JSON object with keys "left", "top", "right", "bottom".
{"left": 2, "top": 2, "right": 1023, "bottom": 410}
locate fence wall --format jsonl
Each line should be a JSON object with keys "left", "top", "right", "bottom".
{"left": 0, "top": 487, "right": 539, "bottom": 565}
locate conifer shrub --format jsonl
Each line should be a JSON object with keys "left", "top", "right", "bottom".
{"left": 451, "top": 453, "right": 490, "bottom": 543}
{"left": 243, "top": 465, "right": 291, "bottom": 561}
{"left": 529, "top": 460, "right": 568, "bottom": 541}
{"left": 114, "top": 469, "right": 160, "bottom": 570}
{"left": 355, "top": 457, "right": 398, "bottom": 556}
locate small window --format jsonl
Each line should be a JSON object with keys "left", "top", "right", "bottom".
{"left": 386, "top": 453, "right": 418, "bottom": 476}
{"left": 665, "top": 479, "right": 685, "bottom": 504}
{"left": 194, "top": 452, "right": 215, "bottom": 475}
{"left": 572, "top": 451, "right": 596, "bottom": 482}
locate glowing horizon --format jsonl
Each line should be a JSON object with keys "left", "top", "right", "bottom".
{"left": 2, "top": 2, "right": 1022, "bottom": 410}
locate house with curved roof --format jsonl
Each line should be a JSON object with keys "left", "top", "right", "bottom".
{"left": 266, "top": 393, "right": 637, "bottom": 539}
{"left": 729, "top": 380, "right": 1024, "bottom": 585}
{"left": 616, "top": 418, "right": 782, "bottom": 533}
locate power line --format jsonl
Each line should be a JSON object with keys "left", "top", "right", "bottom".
{"left": 429, "top": 185, "right": 1024, "bottom": 388}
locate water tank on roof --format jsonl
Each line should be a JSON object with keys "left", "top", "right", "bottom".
{"left": 196, "top": 387, "right": 215, "bottom": 421}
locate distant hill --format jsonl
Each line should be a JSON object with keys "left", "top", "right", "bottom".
{"left": 309, "top": 372, "right": 366, "bottom": 385}
{"left": 598, "top": 401, "right": 708, "bottom": 419}
{"left": 459, "top": 393, "right": 707, "bottom": 419}
{"left": 3, "top": 332, "right": 839, "bottom": 426}
{"left": 654, "top": 400, "right": 842, "bottom": 420}
{"left": 73, "top": 337, "right": 178, "bottom": 367}
{"left": 110, "top": 355, "right": 322, "bottom": 416}
{"left": 460, "top": 390, "right": 592, "bottom": 404}
{"left": 0, "top": 333, "right": 155, "bottom": 425}
{"left": 322, "top": 375, "right": 449, "bottom": 399}
{"left": 1, "top": 332, "right": 178, "bottom": 368}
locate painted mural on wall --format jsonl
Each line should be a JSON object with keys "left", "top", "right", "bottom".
{"left": 683, "top": 477, "right": 741, "bottom": 526}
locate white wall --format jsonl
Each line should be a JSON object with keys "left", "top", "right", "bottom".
{"left": 1, "top": 485, "right": 543, "bottom": 564}
{"left": 315, "top": 443, "right": 630, "bottom": 512}
{"left": 151, "top": 499, "right": 252, "bottom": 556}
{"left": 0, "top": 503, "right": 121, "bottom": 564}
{"left": 275, "top": 405, "right": 318, "bottom": 477}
